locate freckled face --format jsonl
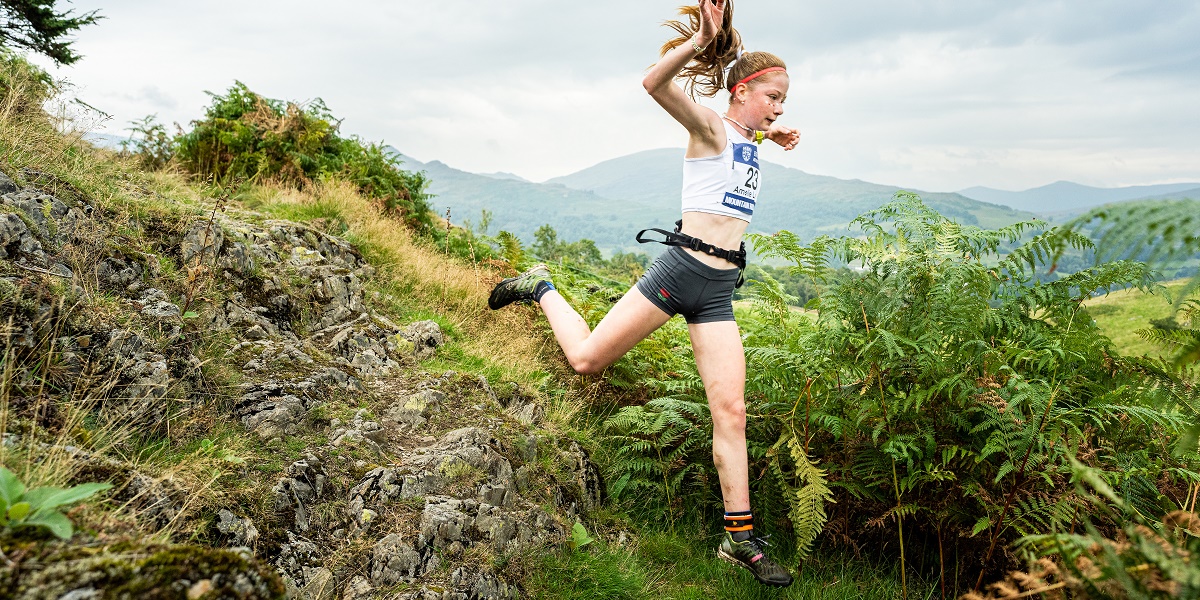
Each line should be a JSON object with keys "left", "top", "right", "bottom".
{"left": 731, "top": 72, "right": 789, "bottom": 131}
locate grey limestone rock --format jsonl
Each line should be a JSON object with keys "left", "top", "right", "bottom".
{"left": 478, "top": 483, "right": 513, "bottom": 509}
{"left": 562, "top": 441, "right": 604, "bottom": 518}
{"left": 0, "top": 170, "right": 18, "bottom": 194}
{"left": 403, "top": 320, "right": 445, "bottom": 361}
{"left": 244, "top": 324, "right": 269, "bottom": 340}
{"left": 141, "top": 298, "right": 182, "bottom": 321}
{"left": 275, "top": 531, "right": 322, "bottom": 588}
{"left": 0, "top": 212, "right": 44, "bottom": 260}
{"left": 496, "top": 384, "right": 542, "bottom": 426}
{"left": 340, "top": 576, "right": 374, "bottom": 600}
{"left": 0, "top": 190, "right": 81, "bottom": 243}
{"left": 124, "top": 354, "right": 170, "bottom": 400}
{"left": 458, "top": 569, "right": 519, "bottom": 600}
{"left": 100, "top": 330, "right": 172, "bottom": 425}
{"left": 181, "top": 220, "right": 225, "bottom": 266}
{"left": 473, "top": 503, "right": 518, "bottom": 551}
{"left": 240, "top": 393, "right": 305, "bottom": 440}
{"left": 313, "top": 315, "right": 407, "bottom": 380}
{"left": 122, "top": 471, "right": 185, "bottom": 530}
{"left": 272, "top": 457, "right": 326, "bottom": 532}
{"left": 56, "top": 589, "right": 101, "bottom": 600}
{"left": 382, "top": 389, "right": 445, "bottom": 430}
{"left": 419, "top": 497, "right": 472, "bottom": 550}
{"left": 95, "top": 255, "right": 145, "bottom": 291}
{"left": 216, "top": 509, "right": 260, "bottom": 548}
{"left": 370, "top": 533, "right": 426, "bottom": 585}
{"left": 300, "top": 567, "right": 337, "bottom": 600}
{"left": 329, "top": 409, "right": 385, "bottom": 452}
{"left": 395, "top": 428, "right": 515, "bottom": 502}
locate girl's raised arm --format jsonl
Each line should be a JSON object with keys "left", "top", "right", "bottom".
{"left": 641, "top": 0, "right": 730, "bottom": 147}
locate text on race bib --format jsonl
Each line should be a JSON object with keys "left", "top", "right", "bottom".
{"left": 722, "top": 142, "right": 759, "bottom": 216}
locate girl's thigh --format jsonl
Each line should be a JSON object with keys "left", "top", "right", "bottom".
{"left": 583, "top": 286, "right": 674, "bottom": 369}
{"left": 687, "top": 320, "right": 746, "bottom": 401}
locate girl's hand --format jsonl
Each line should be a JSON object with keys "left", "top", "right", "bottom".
{"left": 766, "top": 124, "right": 801, "bottom": 151}
{"left": 696, "top": 0, "right": 724, "bottom": 47}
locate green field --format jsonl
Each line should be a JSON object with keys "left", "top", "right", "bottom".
{"left": 1085, "top": 278, "right": 1197, "bottom": 357}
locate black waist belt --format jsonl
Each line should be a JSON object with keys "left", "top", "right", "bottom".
{"left": 635, "top": 220, "right": 747, "bottom": 288}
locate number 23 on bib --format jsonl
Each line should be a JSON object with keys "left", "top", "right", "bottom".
{"left": 723, "top": 142, "right": 760, "bottom": 216}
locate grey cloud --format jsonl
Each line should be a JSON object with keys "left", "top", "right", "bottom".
{"left": 753, "top": 1, "right": 1196, "bottom": 47}
{"left": 129, "top": 86, "right": 177, "bottom": 110}
{"left": 41, "top": 0, "right": 1200, "bottom": 190}
{"left": 1110, "top": 53, "right": 1200, "bottom": 81}
{"left": 752, "top": 1, "right": 1198, "bottom": 84}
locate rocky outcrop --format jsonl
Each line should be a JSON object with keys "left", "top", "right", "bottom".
{"left": 0, "top": 180, "right": 93, "bottom": 276}
{"left": 0, "top": 168, "right": 601, "bottom": 600}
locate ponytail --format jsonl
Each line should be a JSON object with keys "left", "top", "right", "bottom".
{"left": 660, "top": 2, "right": 742, "bottom": 98}
{"left": 660, "top": 2, "right": 787, "bottom": 100}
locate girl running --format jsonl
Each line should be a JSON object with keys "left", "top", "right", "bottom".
{"left": 488, "top": 0, "right": 799, "bottom": 587}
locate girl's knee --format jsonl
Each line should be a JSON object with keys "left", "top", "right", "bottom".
{"left": 571, "top": 357, "right": 604, "bottom": 375}
{"left": 710, "top": 396, "right": 747, "bottom": 425}
{"left": 568, "top": 348, "right": 609, "bottom": 375}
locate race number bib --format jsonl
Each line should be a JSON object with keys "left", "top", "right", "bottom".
{"left": 722, "top": 143, "right": 759, "bottom": 216}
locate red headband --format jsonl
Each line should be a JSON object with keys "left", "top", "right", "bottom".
{"left": 729, "top": 67, "right": 786, "bottom": 90}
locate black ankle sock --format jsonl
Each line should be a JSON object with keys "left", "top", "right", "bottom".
{"left": 725, "top": 510, "right": 754, "bottom": 542}
{"left": 533, "top": 280, "right": 555, "bottom": 302}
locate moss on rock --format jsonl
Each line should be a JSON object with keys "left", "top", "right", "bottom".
{"left": 4, "top": 542, "right": 286, "bottom": 600}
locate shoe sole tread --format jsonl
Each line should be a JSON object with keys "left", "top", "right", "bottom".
{"left": 716, "top": 548, "right": 794, "bottom": 588}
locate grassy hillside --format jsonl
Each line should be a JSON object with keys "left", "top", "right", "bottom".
{"left": 8, "top": 53, "right": 1197, "bottom": 599}
{"left": 0, "top": 57, "right": 931, "bottom": 599}
{"left": 1085, "top": 279, "right": 1197, "bottom": 357}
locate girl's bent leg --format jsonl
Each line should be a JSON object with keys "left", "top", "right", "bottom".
{"left": 539, "top": 287, "right": 672, "bottom": 375}
{"left": 688, "top": 320, "right": 750, "bottom": 513}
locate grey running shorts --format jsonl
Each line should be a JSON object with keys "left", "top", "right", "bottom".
{"left": 635, "top": 246, "right": 740, "bottom": 324}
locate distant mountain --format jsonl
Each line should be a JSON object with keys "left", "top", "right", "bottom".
{"left": 1131, "top": 187, "right": 1200, "bottom": 202}
{"left": 958, "top": 181, "right": 1200, "bottom": 214}
{"left": 396, "top": 148, "right": 1034, "bottom": 252}
{"left": 84, "top": 132, "right": 127, "bottom": 150}
{"left": 480, "top": 172, "right": 530, "bottom": 183}
{"left": 395, "top": 153, "right": 661, "bottom": 249}
{"left": 547, "top": 148, "right": 1031, "bottom": 236}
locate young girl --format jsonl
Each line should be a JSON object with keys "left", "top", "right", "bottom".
{"left": 489, "top": 0, "right": 799, "bottom": 587}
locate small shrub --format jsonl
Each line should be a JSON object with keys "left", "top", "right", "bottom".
{"left": 172, "top": 82, "right": 433, "bottom": 232}
{"left": 0, "top": 466, "right": 111, "bottom": 539}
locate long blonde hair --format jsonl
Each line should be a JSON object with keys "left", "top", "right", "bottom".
{"left": 660, "top": 1, "right": 787, "bottom": 100}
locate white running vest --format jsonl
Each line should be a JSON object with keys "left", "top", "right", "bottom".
{"left": 681, "top": 120, "right": 761, "bottom": 223}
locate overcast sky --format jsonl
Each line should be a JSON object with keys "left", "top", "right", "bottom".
{"left": 33, "top": 0, "right": 1200, "bottom": 192}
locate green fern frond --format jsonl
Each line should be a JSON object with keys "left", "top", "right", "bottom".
{"left": 495, "top": 230, "right": 525, "bottom": 267}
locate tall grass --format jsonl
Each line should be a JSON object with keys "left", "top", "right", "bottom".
{"left": 522, "top": 526, "right": 931, "bottom": 600}
{"left": 238, "top": 181, "right": 556, "bottom": 384}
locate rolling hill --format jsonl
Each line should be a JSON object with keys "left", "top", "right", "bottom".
{"left": 1133, "top": 187, "right": 1200, "bottom": 201}
{"left": 395, "top": 153, "right": 662, "bottom": 249}
{"left": 958, "top": 181, "right": 1200, "bottom": 214}
{"left": 548, "top": 148, "right": 1032, "bottom": 236}
{"left": 399, "top": 148, "right": 1034, "bottom": 252}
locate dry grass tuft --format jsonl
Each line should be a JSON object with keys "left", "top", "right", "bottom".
{"left": 245, "top": 180, "right": 557, "bottom": 382}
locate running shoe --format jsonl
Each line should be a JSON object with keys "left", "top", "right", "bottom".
{"left": 717, "top": 532, "right": 794, "bottom": 588}
{"left": 488, "top": 264, "right": 552, "bottom": 310}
